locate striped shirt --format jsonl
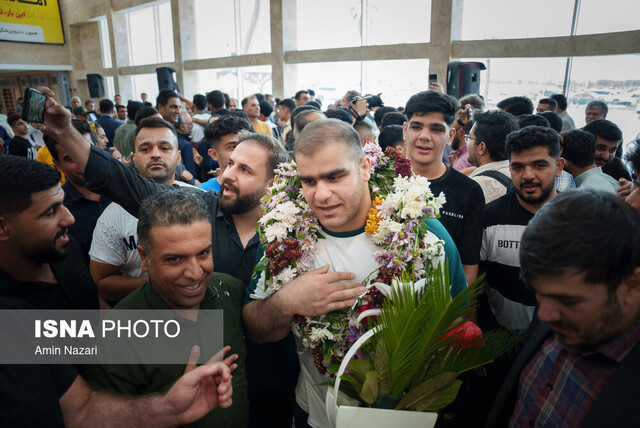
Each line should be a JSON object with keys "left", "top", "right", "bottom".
{"left": 510, "top": 318, "right": 640, "bottom": 427}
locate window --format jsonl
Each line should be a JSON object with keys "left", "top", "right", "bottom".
{"left": 294, "top": 59, "right": 429, "bottom": 108}
{"left": 126, "top": 1, "right": 175, "bottom": 66}
{"left": 458, "top": 0, "right": 574, "bottom": 40}
{"left": 193, "top": 0, "right": 271, "bottom": 60}
{"left": 294, "top": 0, "right": 430, "bottom": 50}
{"left": 129, "top": 73, "right": 160, "bottom": 104}
{"left": 193, "top": 65, "right": 272, "bottom": 100}
{"left": 568, "top": 54, "right": 640, "bottom": 147}
{"left": 575, "top": 0, "right": 640, "bottom": 35}
{"left": 104, "top": 76, "right": 115, "bottom": 100}
{"left": 98, "top": 17, "right": 112, "bottom": 69}
{"left": 460, "top": 57, "right": 567, "bottom": 109}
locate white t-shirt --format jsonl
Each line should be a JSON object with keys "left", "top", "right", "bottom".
{"left": 191, "top": 112, "right": 212, "bottom": 144}
{"left": 89, "top": 181, "right": 202, "bottom": 277}
{"left": 251, "top": 228, "right": 445, "bottom": 428}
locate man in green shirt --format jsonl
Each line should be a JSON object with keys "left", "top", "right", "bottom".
{"left": 84, "top": 188, "right": 249, "bottom": 427}
{"left": 113, "top": 101, "right": 143, "bottom": 158}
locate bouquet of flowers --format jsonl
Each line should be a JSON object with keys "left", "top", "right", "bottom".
{"left": 255, "top": 144, "right": 450, "bottom": 376}
{"left": 327, "top": 269, "right": 520, "bottom": 417}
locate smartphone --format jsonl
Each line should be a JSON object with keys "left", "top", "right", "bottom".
{"left": 429, "top": 73, "right": 439, "bottom": 83}
{"left": 87, "top": 112, "right": 98, "bottom": 122}
{"left": 21, "top": 87, "right": 47, "bottom": 123}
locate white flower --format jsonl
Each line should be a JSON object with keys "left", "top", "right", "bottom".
{"left": 308, "top": 327, "right": 334, "bottom": 343}
{"left": 274, "top": 266, "right": 297, "bottom": 285}
{"left": 377, "top": 219, "right": 403, "bottom": 236}
{"left": 400, "top": 200, "right": 424, "bottom": 219}
{"left": 264, "top": 223, "right": 288, "bottom": 242}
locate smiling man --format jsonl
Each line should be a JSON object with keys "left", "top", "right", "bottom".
{"left": 156, "top": 90, "right": 181, "bottom": 124}
{"left": 404, "top": 90, "right": 485, "bottom": 287}
{"left": 479, "top": 126, "right": 564, "bottom": 330}
{"left": 487, "top": 191, "right": 640, "bottom": 428}
{"left": 83, "top": 189, "right": 249, "bottom": 427}
{"left": 582, "top": 119, "right": 631, "bottom": 184}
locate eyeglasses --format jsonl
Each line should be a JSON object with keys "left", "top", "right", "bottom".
{"left": 464, "top": 134, "right": 476, "bottom": 144}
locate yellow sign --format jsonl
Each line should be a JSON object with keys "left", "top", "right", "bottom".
{"left": 0, "top": 0, "right": 65, "bottom": 45}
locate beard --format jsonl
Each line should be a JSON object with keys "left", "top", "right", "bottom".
{"left": 219, "top": 180, "right": 264, "bottom": 214}
{"left": 516, "top": 178, "right": 555, "bottom": 205}
{"left": 28, "top": 228, "right": 70, "bottom": 263}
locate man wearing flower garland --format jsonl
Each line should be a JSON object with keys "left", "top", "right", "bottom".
{"left": 243, "top": 118, "right": 468, "bottom": 428}
{"left": 403, "top": 90, "right": 485, "bottom": 289}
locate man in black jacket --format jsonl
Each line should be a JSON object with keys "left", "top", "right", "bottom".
{"left": 486, "top": 190, "right": 640, "bottom": 427}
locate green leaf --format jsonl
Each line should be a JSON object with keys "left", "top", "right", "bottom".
{"left": 360, "top": 371, "right": 380, "bottom": 405}
{"left": 421, "top": 380, "right": 462, "bottom": 412}
{"left": 395, "top": 372, "right": 458, "bottom": 410}
{"left": 348, "top": 359, "right": 374, "bottom": 384}
{"left": 374, "top": 393, "right": 403, "bottom": 409}
{"left": 375, "top": 341, "right": 393, "bottom": 395}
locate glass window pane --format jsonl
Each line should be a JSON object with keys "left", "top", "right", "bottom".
{"left": 158, "top": 2, "right": 175, "bottom": 63}
{"left": 99, "top": 18, "right": 112, "bottom": 69}
{"left": 296, "top": 0, "right": 362, "bottom": 50}
{"left": 459, "top": 0, "right": 574, "bottom": 40}
{"left": 128, "top": 7, "right": 158, "bottom": 66}
{"left": 575, "top": 0, "right": 640, "bottom": 35}
{"left": 194, "top": 65, "right": 272, "bottom": 100}
{"left": 104, "top": 76, "right": 115, "bottom": 100}
{"left": 362, "top": 59, "right": 430, "bottom": 108}
{"left": 194, "top": 0, "right": 270, "bottom": 59}
{"left": 568, "top": 54, "right": 640, "bottom": 149}
{"left": 295, "top": 62, "right": 362, "bottom": 107}
{"left": 460, "top": 57, "right": 567, "bottom": 109}
{"left": 130, "top": 74, "right": 160, "bottom": 104}
{"left": 364, "top": 0, "right": 430, "bottom": 45}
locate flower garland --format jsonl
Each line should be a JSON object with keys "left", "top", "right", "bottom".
{"left": 256, "top": 144, "right": 446, "bottom": 376}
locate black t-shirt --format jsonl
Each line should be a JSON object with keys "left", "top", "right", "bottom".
{"left": 8, "top": 136, "right": 36, "bottom": 159}
{"left": 0, "top": 298, "right": 78, "bottom": 428}
{"left": 429, "top": 167, "right": 485, "bottom": 265}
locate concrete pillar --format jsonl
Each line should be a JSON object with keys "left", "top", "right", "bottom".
{"left": 270, "top": 0, "right": 285, "bottom": 98}
{"left": 429, "top": 0, "right": 455, "bottom": 83}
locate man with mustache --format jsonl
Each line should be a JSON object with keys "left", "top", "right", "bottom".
{"left": 479, "top": 126, "right": 564, "bottom": 330}
{"left": 89, "top": 117, "right": 201, "bottom": 304}
{"left": 33, "top": 87, "right": 297, "bottom": 427}
{"left": 486, "top": 191, "right": 640, "bottom": 428}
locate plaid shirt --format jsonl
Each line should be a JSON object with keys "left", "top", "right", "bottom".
{"left": 555, "top": 170, "right": 576, "bottom": 192}
{"left": 510, "top": 318, "right": 640, "bottom": 427}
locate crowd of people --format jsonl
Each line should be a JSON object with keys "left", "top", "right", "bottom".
{"left": 1, "top": 82, "right": 639, "bottom": 428}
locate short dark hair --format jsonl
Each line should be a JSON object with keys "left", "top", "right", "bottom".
{"left": 116, "top": 104, "right": 126, "bottom": 111}
{"left": 99, "top": 99, "right": 114, "bottom": 113}
{"left": 517, "top": 114, "right": 550, "bottom": 129}
{"left": 278, "top": 98, "right": 296, "bottom": 113}
{"left": 373, "top": 106, "right": 398, "bottom": 128}
{"left": 381, "top": 112, "right": 407, "bottom": 128}
{"left": 404, "top": 90, "right": 457, "bottom": 126}
{"left": 353, "top": 120, "right": 375, "bottom": 139}
{"left": 343, "top": 90, "right": 360, "bottom": 105}
{"left": 137, "top": 188, "right": 211, "bottom": 251}
{"left": 560, "top": 129, "right": 595, "bottom": 168}
{"left": 85, "top": 99, "right": 95, "bottom": 107}
{"left": 259, "top": 100, "right": 273, "bottom": 117}
{"left": 306, "top": 100, "right": 321, "bottom": 110}
{"left": 134, "top": 106, "right": 159, "bottom": 126}
{"left": 537, "top": 98, "right": 558, "bottom": 111}
{"left": 472, "top": 110, "right": 519, "bottom": 162}
{"left": 134, "top": 117, "right": 178, "bottom": 140}
{"left": 8, "top": 113, "right": 22, "bottom": 127}
{"left": 204, "top": 115, "right": 252, "bottom": 149}
{"left": 294, "top": 90, "right": 309, "bottom": 100}
{"left": 193, "top": 94, "right": 207, "bottom": 110}
{"left": 550, "top": 94, "right": 568, "bottom": 111}
{"left": 237, "top": 132, "right": 291, "bottom": 178}
{"left": 291, "top": 104, "right": 320, "bottom": 128}
{"left": 538, "top": 111, "right": 563, "bottom": 133}
{"left": 583, "top": 119, "right": 622, "bottom": 143}
{"left": 307, "top": 89, "right": 315, "bottom": 97}
{"left": 497, "top": 96, "right": 534, "bottom": 117}
{"left": 294, "top": 109, "right": 325, "bottom": 134}
{"left": 625, "top": 139, "right": 640, "bottom": 177}
{"left": 586, "top": 100, "right": 608, "bottom": 117}
{"left": 0, "top": 156, "right": 61, "bottom": 216}
{"left": 295, "top": 119, "right": 362, "bottom": 163}
{"left": 458, "top": 94, "right": 484, "bottom": 110}
{"left": 241, "top": 96, "right": 257, "bottom": 108}
{"left": 156, "top": 89, "right": 178, "bottom": 108}
{"left": 378, "top": 125, "right": 404, "bottom": 151}
{"left": 253, "top": 93, "right": 266, "bottom": 103}
{"left": 520, "top": 190, "right": 640, "bottom": 294}
{"left": 505, "top": 126, "right": 560, "bottom": 159}
{"left": 206, "top": 90, "right": 226, "bottom": 109}
{"left": 127, "top": 101, "right": 144, "bottom": 121}
{"left": 324, "top": 107, "right": 353, "bottom": 124}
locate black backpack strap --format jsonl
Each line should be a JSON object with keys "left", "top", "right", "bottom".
{"left": 476, "top": 170, "right": 514, "bottom": 192}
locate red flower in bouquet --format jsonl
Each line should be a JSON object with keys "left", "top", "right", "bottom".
{"left": 438, "top": 321, "right": 485, "bottom": 350}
